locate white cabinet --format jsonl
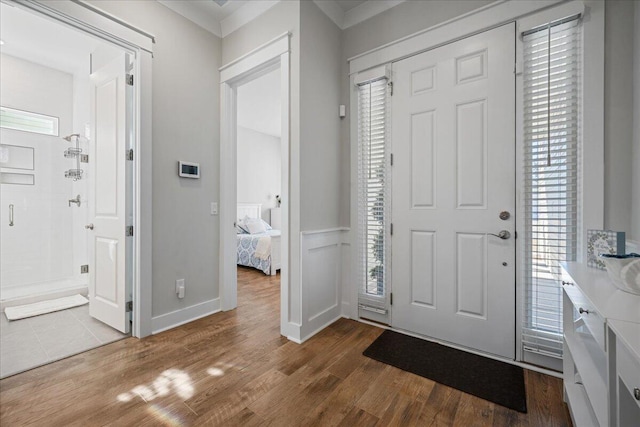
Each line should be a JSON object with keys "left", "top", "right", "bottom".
{"left": 561, "top": 262, "right": 640, "bottom": 427}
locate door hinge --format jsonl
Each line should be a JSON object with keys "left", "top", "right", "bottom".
{"left": 390, "top": 153, "right": 394, "bottom": 166}
{"left": 81, "top": 264, "right": 89, "bottom": 274}
{"left": 126, "top": 74, "right": 134, "bottom": 86}
{"left": 388, "top": 81, "right": 393, "bottom": 96}
{"left": 126, "top": 301, "right": 133, "bottom": 312}
{"left": 126, "top": 225, "right": 134, "bottom": 236}
{"left": 390, "top": 292, "right": 393, "bottom": 305}
{"left": 515, "top": 230, "right": 518, "bottom": 239}
{"left": 126, "top": 149, "right": 134, "bottom": 161}
{"left": 390, "top": 223, "right": 393, "bottom": 236}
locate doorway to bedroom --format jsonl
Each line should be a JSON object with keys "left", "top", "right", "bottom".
{"left": 235, "top": 67, "right": 283, "bottom": 293}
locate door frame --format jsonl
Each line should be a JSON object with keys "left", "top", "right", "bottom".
{"left": 9, "top": 0, "right": 155, "bottom": 337}
{"left": 349, "top": 0, "right": 604, "bottom": 365}
{"left": 219, "top": 33, "right": 293, "bottom": 338}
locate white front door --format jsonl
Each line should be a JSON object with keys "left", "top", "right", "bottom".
{"left": 88, "top": 53, "right": 130, "bottom": 333}
{"left": 391, "top": 24, "right": 516, "bottom": 358}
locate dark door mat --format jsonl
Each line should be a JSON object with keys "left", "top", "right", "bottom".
{"left": 363, "top": 330, "right": 527, "bottom": 413}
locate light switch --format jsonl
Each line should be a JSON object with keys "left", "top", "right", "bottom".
{"left": 211, "top": 202, "right": 218, "bottom": 215}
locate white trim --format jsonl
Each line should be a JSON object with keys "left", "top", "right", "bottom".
{"left": 219, "top": 32, "right": 290, "bottom": 81}
{"left": 354, "top": 65, "right": 388, "bottom": 85}
{"left": 157, "top": 0, "right": 222, "bottom": 37}
{"left": 151, "top": 298, "right": 220, "bottom": 334}
{"left": 312, "top": 0, "right": 406, "bottom": 31}
{"left": 300, "top": 227, "right": 350, "bottom": 236}
{"left": 348, "top": 0, "right": 565, "bottom": 74}
{"left": 219, "top": 34, "right": 294, "bottom": 340}
{"left": 299, "top": 228, "right": 349, "bottom": 341}
{"left": 134, "top": 51, "right": 153, "bottom": 338}
{"left": 220, "top": 0, "right": 280, "bottom": 38}
{"left": 312, "top": 0, "right": 345, "bottom": 29}
{"left": 8, "top": 0, "right": 154, "bottom": 338}
{"left": 11, "top": 0, "right": 154, "bottom": 54}
{"left": 298, "top": 315, "right": 346, "bottom": 344}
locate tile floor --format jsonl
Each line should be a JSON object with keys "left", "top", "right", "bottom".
{"left": 0, "top": 304, "right": 128, "bottom": 378}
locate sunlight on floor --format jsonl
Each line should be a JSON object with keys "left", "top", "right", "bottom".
{"left": 147, "top": 403, "right": 184, "bottom": 427}
{"left": 117, "top": 369, "right": 194, "bottom": 402}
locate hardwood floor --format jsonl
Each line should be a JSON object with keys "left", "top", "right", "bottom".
{"left": 0, "top": 266, "right": 573, "bottom": 426}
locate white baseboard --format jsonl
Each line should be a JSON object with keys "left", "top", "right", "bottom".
{"left": 151, "top": 298, "right": 220, "bottom": 334}
{"left": 298, "top": 315, "right": 345, "bottom": 343}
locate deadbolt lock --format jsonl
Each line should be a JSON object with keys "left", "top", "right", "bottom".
{"left": 499, "top": 211, "right": 511, "bottom": 220}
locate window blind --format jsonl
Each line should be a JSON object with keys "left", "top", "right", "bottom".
{"left": 357, "top": 77, "right": 389, "bottom": 312}
{"left": 522, "top": 17, "right": 581, "bottom": 361}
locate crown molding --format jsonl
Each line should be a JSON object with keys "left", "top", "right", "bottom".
{"left": 157, "top": 0, "right": 222, "bottom": 37}
{"left": 312, "top": 0, "right": 345, "bottom": 28}
{"left": 221, "top": 0, "right": 280, "bottom": 37}
{"left": 313, "top": 0, "right": 405, "bottom": 30}
{"left": 343, "top": 0, "right": 405, "bottom": 29}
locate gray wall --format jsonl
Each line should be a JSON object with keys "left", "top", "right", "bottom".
{"left": 339, "top": 0, "right": 493, "bottom": 226}
{"left": 86, "top": 1, "right": 222, "bottom": 317}
{"left": 604, "top": 0, "right": 635, "bottom": 238}
{"left": 300, "top": 0, "right": 342, "bottom": 231}
{"left": 633, "top": 1, "right": 640, "bottom": 242}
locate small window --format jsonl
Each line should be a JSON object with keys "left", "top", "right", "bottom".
{"left": 521, "top": 17, "right": 581, "bottom": 366}
{"left": 0, "top": 106, "right": 59, "bottom": 136}
{"left": 357, "top": 76, "right": 390, "bottom": 321}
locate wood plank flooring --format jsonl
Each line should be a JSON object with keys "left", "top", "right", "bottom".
{"left": 0, "top": 266, "right": 573, "bottom": 426}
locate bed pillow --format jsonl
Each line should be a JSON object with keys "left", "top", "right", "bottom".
{"left": 237, "top": 216, "right": 250, "bottom": 234}
{"left": 261, "top": 219, "right": 273, "bottom": 230}
{"left": 246, "top": 218, "right": 267, "bottom": 234}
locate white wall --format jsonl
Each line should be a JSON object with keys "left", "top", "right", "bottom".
{"left": 0, "top": 54, "right": 74, "bottom": 289}
{"left": 85, "top": 1, "right": 222, "bottom": 319}
{"left": 632, "top": 1, "right": 640, "bottom": 243}
{"left": 236, "top": 126, "right": 281, "bottom": 221}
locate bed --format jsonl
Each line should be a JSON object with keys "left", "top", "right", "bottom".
{"left": 237, "top": 203, "right": 281, "bottom": 275}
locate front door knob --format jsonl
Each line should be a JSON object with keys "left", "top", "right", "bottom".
{"left": 488, "top": 230, "right": 510, "bottom": 240}
{"left": 85, "top": 223, "right": 94, "bottom": 230}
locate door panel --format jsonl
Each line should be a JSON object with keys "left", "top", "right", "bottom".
{"left": 391, "top": 24, "right": 515, "bottom": 359}
{"left": 88, "top": 53, "right": 130, "bottom": 334}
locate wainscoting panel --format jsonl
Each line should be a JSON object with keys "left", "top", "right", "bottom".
{"left": 300, "top": 228, "right": 349, "bottom": 341}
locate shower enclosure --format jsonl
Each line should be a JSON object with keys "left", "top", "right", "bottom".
{"left": 0, "top": 54, "right": 90, "bottom": 309}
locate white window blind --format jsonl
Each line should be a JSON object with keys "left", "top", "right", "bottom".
{"left": 522, "top": 17, "right": 581, "bottom": 362}
{"left": 357, "top": 77, "right": 390, "bottom": 315}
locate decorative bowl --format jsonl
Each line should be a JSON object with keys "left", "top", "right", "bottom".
{"left": 600, "top": 254, "right": 640, "bottom": 295}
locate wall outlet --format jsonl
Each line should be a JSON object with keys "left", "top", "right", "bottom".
{"left": 176, "top": 278, "right": 185, "bottom": 299}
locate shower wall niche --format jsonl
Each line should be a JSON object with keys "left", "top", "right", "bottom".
{"left": 0, "top": 54, "right": 89, "bottom": 303}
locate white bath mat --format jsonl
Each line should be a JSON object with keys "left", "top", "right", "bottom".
{"left": 4, "top": 294, "right": 89, "bottom": 321}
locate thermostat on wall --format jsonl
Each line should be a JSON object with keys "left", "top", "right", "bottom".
{"left": 178, "top": 161, "right": 200, "bottom": 178}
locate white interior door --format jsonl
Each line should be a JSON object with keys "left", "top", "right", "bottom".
{"left": 391, "top": 24, "right": 515, "bottom": 358}
{"left": 88, "top": 53, "right": 130, "bottom": 333}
